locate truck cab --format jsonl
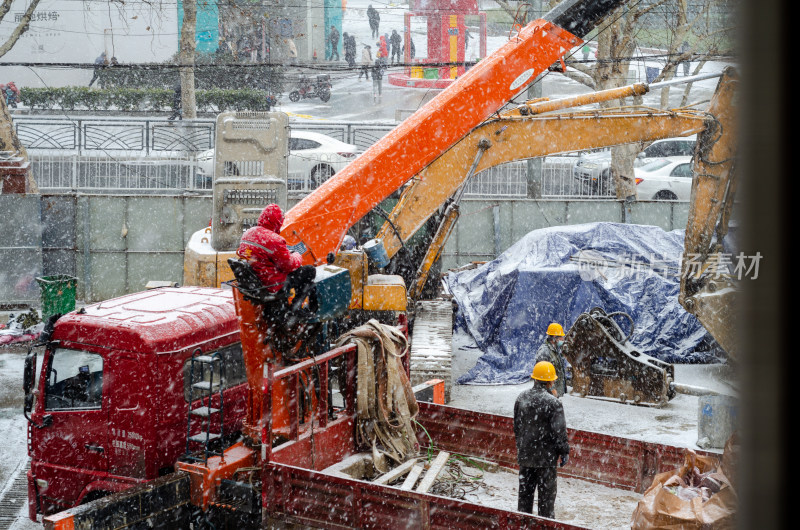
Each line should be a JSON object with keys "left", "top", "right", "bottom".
{"left": 25, "top": 286, "right": 247, "bottom": 519}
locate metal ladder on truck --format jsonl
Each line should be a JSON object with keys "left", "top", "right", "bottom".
{"left": 183, "top": 348, "right": 226, "bottom": 464}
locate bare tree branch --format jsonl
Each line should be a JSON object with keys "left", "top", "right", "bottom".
{"left": 0, "top": 0, "right": 16, "bottom": 22}
{"left": 0, "top": 0, "right": 43, "bottom": 59}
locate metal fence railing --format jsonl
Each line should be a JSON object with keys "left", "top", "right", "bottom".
{"left": 13, "top": 115, "right": 394, "bottom": 155}
{"left": 464, "top": 155, "right": 614, "bottom": 199}
{"left": 31, "top": 152, "right": 201, "bottom": 190}
{"left": 20, "top": 116, "right": 615, "bottom": 198}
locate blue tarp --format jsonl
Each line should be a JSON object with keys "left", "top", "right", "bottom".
{"left": 445, "top": 222, "right": 725, "bottom": 385}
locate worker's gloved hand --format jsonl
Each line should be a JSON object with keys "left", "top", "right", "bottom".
{"left": 560, "top": 454, "right": 569, "bottom": 467}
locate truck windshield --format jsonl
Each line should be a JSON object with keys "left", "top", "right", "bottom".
{"left": 45, "top": 348, "right": 103, "bottom": 411}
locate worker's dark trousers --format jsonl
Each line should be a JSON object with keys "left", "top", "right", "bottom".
{"left": 518, "top": 466, "right": 557, "bottom": 518}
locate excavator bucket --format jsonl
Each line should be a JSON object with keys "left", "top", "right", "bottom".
{"left": 563, "top": 308, "right": 676, "bottom": 407}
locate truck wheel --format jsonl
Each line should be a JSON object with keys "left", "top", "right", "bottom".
{"left": 289, "top": 91, "right": 300, "bottom": 102}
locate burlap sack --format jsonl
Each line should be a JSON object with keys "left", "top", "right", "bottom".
{"left": 631, "top": 450, "right": 737, "bottom": 529}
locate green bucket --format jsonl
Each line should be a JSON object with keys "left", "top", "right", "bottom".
{"left": 36, "top": 275, "right": 78, "bottom": 320}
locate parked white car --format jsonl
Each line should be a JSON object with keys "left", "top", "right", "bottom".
{"left": 634, "top": 156, "right": 694, "bottom": 200}
{"left": 196, "top": 130, "right": 359, "bottom": 190}
{"left": 573, "top": 135, "right": 697, "bottom": 190}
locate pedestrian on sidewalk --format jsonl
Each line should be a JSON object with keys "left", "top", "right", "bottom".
{"left": 390, "top": 29, "right": 402, "bottom": 63}
{"left": 88, "top": 51, "right": 108, "bottom": 87}
{"left": 168, "top": 80, "right": 182, "bottom": 121}
{"left": 378, "top": 35, "right": 388, "bottom": 60}
{"left": 344, "top": 32, "right": 357, "bottom": 68}
{"left": 680, "top": 41, "right": 691, "bottom": 76}
{"left": 367, "top": 5, "right": 380, "bottom": 39}
{"left": 327, "top": 25, "right": 340, "bottom": 61}
{"left": 359, "top": 45, "right": 373, "bottom": 80}
{"left": 514, "top": 361, "right": 570, "bottom": 518}
{"left": 372, "top": 55, "right": 385, "bottom": 103}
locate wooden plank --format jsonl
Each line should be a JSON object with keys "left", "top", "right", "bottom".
{"left": 415, "top": 451, "right": 451, "bottom": 493}
{"left": 373, "top": 458, "right": 421, "bottom": 486}
{"left": 400, "top": 464, "right": 425, "bottom": 491}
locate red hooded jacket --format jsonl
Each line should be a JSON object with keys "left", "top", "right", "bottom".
{"left": 237, "top": 204, "right": 302, "bottom": 292}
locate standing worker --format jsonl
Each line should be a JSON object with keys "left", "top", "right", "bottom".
{"left": 367, "top": 5, "right": 380, "bottom": 39}
{"left": 535, "top": 323, "right": 569, "bottom": 397}
{"left": 514, "top": 361, "right": 570, "bottom": 518}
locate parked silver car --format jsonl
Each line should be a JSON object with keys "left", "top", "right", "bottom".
{"left": 573, "top": 135, "right": 697, "bottom": 192}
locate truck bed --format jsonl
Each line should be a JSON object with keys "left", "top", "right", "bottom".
{"left": 261, "top": 402, "right": 716, "bottom": 529}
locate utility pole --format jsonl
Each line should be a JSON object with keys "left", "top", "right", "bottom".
{"left": 179, "top": 0, "right": 198, "bottom": 119}
{"left": 526, "top": 0, "right": 543, "bottom": 198}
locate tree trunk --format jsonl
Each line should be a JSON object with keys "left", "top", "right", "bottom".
{"left": 0, "top": 98, "right": 26, "bottom": 156}
{"left": 594, "top": 15, "right": 638, "bottom": 200}
{"left": 179, "top": 0, "right": 197, "bottom": 119}
{"left": 0, "top": 98, "right": 38, "bottom": 193}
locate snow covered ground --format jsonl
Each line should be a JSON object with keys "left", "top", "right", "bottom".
{"left": 449, "top": 327, "right": 737, "bottom": 449}
{"left": 277, "top": 0, "right": 734, "bottom": 124}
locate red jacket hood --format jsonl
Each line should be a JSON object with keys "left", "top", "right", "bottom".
{"left": 258, "top": 204, "right": 284, "bottom": 233}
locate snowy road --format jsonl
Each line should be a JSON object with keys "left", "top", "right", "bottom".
{"left": 276, "top": 0, "right": 733, "bottom": 124}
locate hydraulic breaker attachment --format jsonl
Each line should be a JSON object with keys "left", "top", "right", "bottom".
{"left": 563, "top": 308, "right": 676, "bottom": 407}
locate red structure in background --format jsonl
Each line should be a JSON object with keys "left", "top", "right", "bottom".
{"left": 388, "top": 0, "right": 486, "bottom": 89}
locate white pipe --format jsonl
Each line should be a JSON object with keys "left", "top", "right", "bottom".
{"left": 647, "top": 72, "right": 722, "bottom": 90}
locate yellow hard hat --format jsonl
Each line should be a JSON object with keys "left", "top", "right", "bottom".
{"left": 531, "top": 361, "right": 558, "bottom": 381}
{"left": 546, "top": 323, "right": 565, "bottom": 336}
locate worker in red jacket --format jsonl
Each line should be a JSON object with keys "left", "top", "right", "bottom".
{"left": 237, "top": 203, "right": 306, "bottom": 293}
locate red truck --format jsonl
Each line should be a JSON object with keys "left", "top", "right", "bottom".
{"left": 24, "top": 286, "right": 249, "bottom": 519}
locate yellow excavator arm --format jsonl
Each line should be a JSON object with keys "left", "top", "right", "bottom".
{"left": 679, "top": 67, "right": 739, "bottom": 359}
{"left": 377, "top": 69, "right": 739, "bottom": 358}
{"left": 375, "top": 82, "right": 715, "bottom": 260}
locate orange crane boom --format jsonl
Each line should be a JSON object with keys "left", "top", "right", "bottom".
{"left": 282, "top": 0, "right": 625, "bottom": 265}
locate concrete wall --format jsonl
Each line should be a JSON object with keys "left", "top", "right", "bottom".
{"left": 0, "top": 193, "right": 691, "bottom": 305}
{"left": 0, "top": 195, "right": 42, "bottom": 307}
{"left": 440, "top": 198, "right": 690, "bottom": 269}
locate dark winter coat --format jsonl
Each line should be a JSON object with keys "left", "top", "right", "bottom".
{"left": 328, "top": 27, "right": 340, "bottom": 46}
{"left": 390, "top": 30, "right": 401, "bottom": 50}
{"left": 237, "top": 204, "right": 302, "bottom": 292}
{"left": 367, "top": 6, "right": 380, "bottom": 28}
{"left": 372, "top": 57, "right": 385, "bottom": 79}
{"left": 344, "top": 34, "right": 357, "bottom": 65}
{"left": 513, "top": 383, "right": 569, "bottom": 468}
{"left": 535, "top": 340, "right": 567, "bottom": 397}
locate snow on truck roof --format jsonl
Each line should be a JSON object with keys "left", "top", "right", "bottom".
{"left": 52, "top": 287, "right": 239, "bottom": 355}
